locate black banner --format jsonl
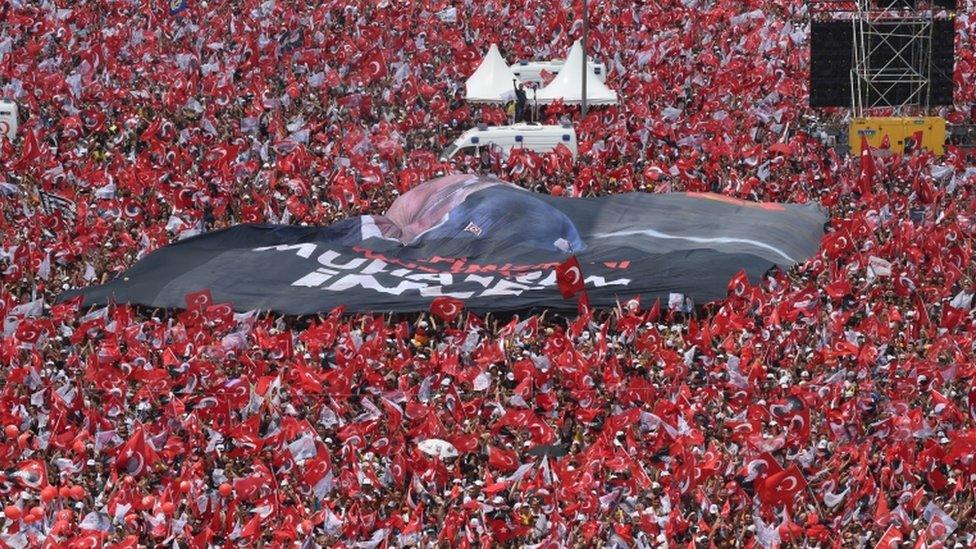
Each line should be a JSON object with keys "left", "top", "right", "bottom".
{"left": 64, "top": 175, "right": 827, "bottom": 314}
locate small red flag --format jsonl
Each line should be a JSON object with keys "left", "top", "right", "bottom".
{"left": 487, "top": 445, "right": 519, "bottom": 473}
{"left": 184, "top": 289, "right": 213, "bottom": 311}
{"left": 905, "top": 130, "right": 924, "bottom": 154}
{"left": 825, "top": 278, "right": 852, "bottom": 300}
{"left": 727, "top": 269, "right": 749, "bottom": 297}
{"left": 11, "top": 130, "right": 42, "bottom": 171}
{"left": 577, "top": 291, "right": 591, "bottom": 316}
{"left": 116, "top": 424, "right": 159, "bottom": 477}
{"left": 429, "top": 296, "right": 464, "bottom": 322}
{"left": 874, "top": 525, "right": 902, "bottom": 549}
{"left": 204, "top": 303, "right": 234, "bottom": 326}
{"left": 555, "top": 256, "right": 585, "bottom": 299}
{"left": 647, "top": 297, "right": 661, "bottom": 322}
{"left": 9, "top": 460, "right": 48, "bottom": 490}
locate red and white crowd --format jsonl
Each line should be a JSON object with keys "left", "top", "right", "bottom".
{"left": 2, "top": 0, "right": 976, "bottom": 547}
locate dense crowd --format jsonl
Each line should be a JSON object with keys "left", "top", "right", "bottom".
{"left": 2, "top": 0, "right": 976, "bottom": 546}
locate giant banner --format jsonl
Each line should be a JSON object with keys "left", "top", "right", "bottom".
{"left": 64, "top": 175, "right": 827, "bottom": 314}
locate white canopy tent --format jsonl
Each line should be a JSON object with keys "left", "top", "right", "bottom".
{"left": 536, "top": 40, "right": 617, "bottom": 105}
{"left": 465, "top": 44, "right": 519, "bottom": 103}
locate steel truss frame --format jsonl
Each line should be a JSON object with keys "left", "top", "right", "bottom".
{"left": 850, "top": 1, "right": 935, "bottom": 116}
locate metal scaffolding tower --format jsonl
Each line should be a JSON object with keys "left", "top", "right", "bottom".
{"left": 849, "top": 0, "right": 936, "bottom": 116}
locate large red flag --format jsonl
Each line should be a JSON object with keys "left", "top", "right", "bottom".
{"left": 858, "top": 135, "right": 875, "bottom": 197}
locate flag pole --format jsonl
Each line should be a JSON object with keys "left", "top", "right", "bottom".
{"left": 581, "top": 0, "right": 588, "bottom": 116}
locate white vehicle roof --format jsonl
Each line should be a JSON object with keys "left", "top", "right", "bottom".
{"left": 511, "top": 59, "right": 607, "bottom": 84}
{"left": 441, "top": 123, "right": 577, "bottom": 160}
{"left": 455, "top": 123, "right": 576, "bottom": 145}
{"left": 0, "top": 100, "right": 18, "bottom": 141}
{"left": 459, "top": 122, "right": 573, "bottom": 138}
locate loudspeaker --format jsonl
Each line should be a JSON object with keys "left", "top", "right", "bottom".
{"left": 929, "top": 19, "right": 955, "bottom": 105}
{"left": 810, "top": 22, "right": 853, "bottom": 107}
{"left": 809, "top": 19, "right": 955, "bottom": 107}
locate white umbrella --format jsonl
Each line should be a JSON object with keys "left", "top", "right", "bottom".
{"left": 417, "top": 438, "right": 459, "bottom": 458}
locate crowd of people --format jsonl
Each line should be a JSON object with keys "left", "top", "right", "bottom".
{"left": 2, "top": 0, "right": 976, "bottom": 546}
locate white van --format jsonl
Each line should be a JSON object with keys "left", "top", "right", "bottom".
{"left": 511, "top": 59, "right": 607, "bottom": 87}
{"left": 0, "top": 101, "right": 18, "bottom": 141}
{"left": 440, "top": 122, "right": 578, "bottom": 161}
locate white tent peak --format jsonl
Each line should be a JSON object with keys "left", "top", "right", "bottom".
{"left": 537, "top": 40, "right": 618, "bottom": 105}
{"left": 465, "top": 44, "right": 518, "bottom": 103}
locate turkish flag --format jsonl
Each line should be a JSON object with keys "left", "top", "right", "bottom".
{"left": 555, "top": 256, "right": 585, "bottom": 299}
{"left": 14, "top": 320, "right": 42, "bottom": 343}
{"left": 825, "top": 278, "right": 852, "bottom": 300}
{"left": 923, "top": 502, "right": 958, "bottom": 541}
{"left": 945, "top": 430, "right": 976, "bottom": 464}
{"left": 184, "top": 289, "right": 213, "bottom": 311}
{"left": 738, "top": 451, "right": 783, "bottom": 481}
{"left": 905, "top": 130, "right": 924, "bottom": 154}
{"left": 204, "top": 303, "right": 234, "bottom": 327}
{"left": 495, "top": 409, "right": 557, "bottom": 444}
{"left": 240, "top": 515, "right": 262, "bottom": 540}
{"left": 822, "top": 230, "right": 853, "bottom": 259}
{"left": 291, "top": 361, "right": 324, "bottom": 393}
{"left": 355, "top": 50, "right": 387, "bottom": 86}
{"left": 9, "top": 460, "right": 48, "bottom": 489}
{"left": 858, "top": 135, "right": 875, "bottom": 197}
{"left": 11, "top": 130, "right": 42, "bottom": 171}
{"left": 647, "top": 297, "right": 661, "bottom": 322}
{"left": 487, "top": 445, "right": 519, "bottom": 473}
{"left": 302, "top": 447, "right": 332, "bottom": 490}
{"left": 727, "top": 269, "right": 749, "bottom": 297}
{"left": 874, "top": 525, "right": 902, "bottom": 549}
{"left": 429, "top": 296, "right": 464, "bottom": 322}
{"left": 68, "top": 534, "right": 108, "bottom": 548}
{"left": 116, "top": 425, "right": 159, "bottom": 477}
{"left": 759, "top": 464, "right": 807, "bottom": 508}
{"left": 577, "top": 291, "right": 590, "bottom": 316}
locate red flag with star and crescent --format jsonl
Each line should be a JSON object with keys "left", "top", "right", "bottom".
{"left": 758, "top": 464, "right": 807, "bottom": 508}
{"left": 874, "top": 525, "right": 903, "bottom": 549}
{"left": 116, "top": 424, "right": 160, "bottom": 477}
{"left": 858, "top": 134, "right": 876, "bottom": 197}
{"left": 184, "top": 288, "right": 213, "bottom": 311}
{"left": 556, "top": 256, "right": 585, "bottom": 299}
{"left": 429, "top": 296, "right": 464, "bottom": 322}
